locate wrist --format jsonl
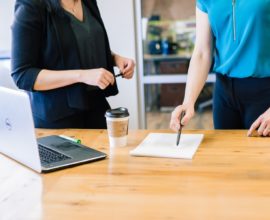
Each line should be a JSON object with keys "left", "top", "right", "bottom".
{"left": 112, "top": 53, "right": 122, "bottom": 66}
{"left": 111, "top": 52, "right": 117, "bottom": 66}
{"left": 77, "top": 70, "right": 85, "bottom": 83}
{"left": 182, "top": 100, "right": 195, "bottom": 108}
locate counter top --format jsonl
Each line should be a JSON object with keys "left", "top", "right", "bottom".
{"left": 1, "top": 129, "right": 270, "bottom": 220}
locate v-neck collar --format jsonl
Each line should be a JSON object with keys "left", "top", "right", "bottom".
{"left": 64, "top": 2, "right": 86, "bottom": 23}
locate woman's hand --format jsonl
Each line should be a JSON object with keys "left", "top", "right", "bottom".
{"left": 170, "top": 104, "right": 195, "bottom": 132}
{"left": 113, "top": 54, "right": 135, "bottom": 79}
{"left": 79, "top": 68, "right": 115, "bottom": 90}
{"left": 248, "top": 108, "right": 270, "bottom": 137}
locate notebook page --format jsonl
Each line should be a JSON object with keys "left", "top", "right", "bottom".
{"left": 130, "top": 133, "right": 204, "bottom": 159}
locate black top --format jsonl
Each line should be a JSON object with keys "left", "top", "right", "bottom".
{"left": 65, "top": 3, "right": 107, "bottom": 70}
{"left": 11, "top": 0, "right": 118, "bottom": 122}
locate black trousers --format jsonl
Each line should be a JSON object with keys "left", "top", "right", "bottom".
{"left": 34, "top": 101, "right": 110, "bottom": 129}
{"left": 213, "top": 74, "right": 270, "bottom": 129}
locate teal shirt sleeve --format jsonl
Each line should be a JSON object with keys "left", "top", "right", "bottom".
{"left": 196, "top": 0, "right": 208, "bottom": 13}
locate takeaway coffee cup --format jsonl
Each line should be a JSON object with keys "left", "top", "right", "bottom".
{"left": 105, "top": 108, "right": 130, "bottom": 147}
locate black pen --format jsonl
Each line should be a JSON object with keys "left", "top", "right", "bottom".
{"left": 115, "top": 73, "right": 124, "bottom": 78}
{"left": 176, "top": 111, "right": 185, "bottom": 146}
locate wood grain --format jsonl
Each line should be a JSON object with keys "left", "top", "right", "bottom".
{"left": 1, "top": 129, "right": 270, "bottom": 219}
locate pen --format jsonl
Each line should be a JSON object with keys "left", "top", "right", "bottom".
{"left": 59, "top": 135, "right": 81, "bottom": 144}
{"left": 176, "top": 111, "right": 185, "bottom": 146}
{"left": 115, "top": 73, "right": 124, "bottom": 78}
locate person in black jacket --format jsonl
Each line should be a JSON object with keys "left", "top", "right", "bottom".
{"left": 11, "top": 0, "right": 135, "bottom": 129}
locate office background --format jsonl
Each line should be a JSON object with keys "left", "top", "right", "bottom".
{"left": 0, "top": 0, "right": 213, "bottom": 130}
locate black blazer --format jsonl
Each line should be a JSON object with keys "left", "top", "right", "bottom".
{"left": 11, "top": 0, "right": 118, "bottom": 122}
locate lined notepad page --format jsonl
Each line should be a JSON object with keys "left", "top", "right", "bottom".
{"left": 130, "top": 133, "right": 204, "bottom": 159}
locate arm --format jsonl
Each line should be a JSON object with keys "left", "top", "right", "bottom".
{"left": 33, "top": 68, "right": 115, "bottom": 91}
{"left": 170, "top": 8, "right": 213, "bottom": 131}
{"left": 11, "top": 0, "right": 43, "bottom": 91}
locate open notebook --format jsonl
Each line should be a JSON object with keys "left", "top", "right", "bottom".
{"left": 130, "top": 133, "right": 204, "bottom": 159}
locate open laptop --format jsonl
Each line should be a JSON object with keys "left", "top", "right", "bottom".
{"left": 0, "top": 86, "right": 106, "bottom": 173}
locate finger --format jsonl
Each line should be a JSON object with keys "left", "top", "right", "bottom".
{"left": 257, "top": 120, "right": 267, "bottom": 136}
{"left": 104, "top": 72, "right": 115, "bottom": 85}
{"left": 122, "top": 73, "right": 131, "bottom": 79}
{"left": 169, "top": 120, "right": 174, "bottom": 130}
{"left": 170, "top": 120, "right": 179, "bottom": 132}
{"left": 171, "top": 109, "right": 181, "bottom": 125}
{"left": 100, "top": 76, "right": 110, "bottom": 86}
{"left": 100, "top": 69, "right": 114, "bottom": 84}
{"left": 171, "top": 107, "right": 184, "bottom": 131}
{"left": 101, "top": 75, "right": 113, "bottom": 87}
{"left": 98, "top": 81, "right": 107, "bottom": 90}
{"left": 181, "top": 113, "right": 191, "bottom": 126}
{"left": 248, "top": 117, "right": 262, "bottom": 136}
{"left": 117, "top": 63, "right": 125, "bottom": 74}
{"left": 263, "top": 125, "right": 270, "bottom": 137}
{"left": 104, "top": 69, "right": 115, "bottom": 80}
{"left": 170, "top": 112, "right": 182, "bottom": 131}
{"left": 170, "top": 109, "right": 179, "bottom": 131}
{"left": 123, "top": 71, "right": 134, "bottom": 79}
{"left": 123, "top": 60, "right": 134, "bottom": 73}
{"left": 170, "top": 119, "right": 179, "bottom": 132}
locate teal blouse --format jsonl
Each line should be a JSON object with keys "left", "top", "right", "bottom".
{"left": 197, "top": 0, "right": 270, "bottom": 78}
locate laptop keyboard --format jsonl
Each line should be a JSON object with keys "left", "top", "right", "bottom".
{"left": 38, "top": 144, "right": 71, "bottom": 165}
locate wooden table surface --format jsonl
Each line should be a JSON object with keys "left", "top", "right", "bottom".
{"left": 1, "top": 129, "right": 270, "bottom": 220}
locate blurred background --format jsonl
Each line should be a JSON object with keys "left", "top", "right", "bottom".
{"left": 141, "top": 0, "right": 214, "bottom": 129}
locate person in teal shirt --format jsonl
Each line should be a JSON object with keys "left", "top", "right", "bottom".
{"left": 170, "top": 0, "right": 270, "bottom": 136}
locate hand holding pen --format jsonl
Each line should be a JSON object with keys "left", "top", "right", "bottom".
{"left": 113, "top": 54, "right": 135, "bottom": 79}
{"left": 170, "top": 104, "right": 195, "bottom": 133}
{"left": 176, "top": 111, "right": 185, "bottom": 146}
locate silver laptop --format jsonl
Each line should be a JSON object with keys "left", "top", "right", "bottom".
{"left": 0, "top": 87, "right": 106, "bottom": 173}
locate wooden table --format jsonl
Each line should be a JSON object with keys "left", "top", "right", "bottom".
{"left": 1, "top": 130, "right": 270, "bottom": 220}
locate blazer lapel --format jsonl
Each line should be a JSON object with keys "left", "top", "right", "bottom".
{"left": 82, "top": 0, "right": 101, "bottom": 21}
